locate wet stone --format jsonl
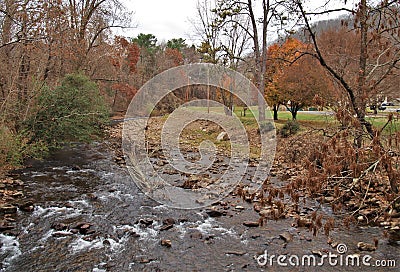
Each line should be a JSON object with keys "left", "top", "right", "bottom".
{"left": 311, "top": 250, "right": 323, "bottom": 257}
{"left": 128, "top": 231, "right": 140, "bottom": 238}
{"left": 71, "top": 165, "right": 81, "bottom": 171}
{"left": 243, "top": 221, "right": 259, "bottom": 227}
{"left": 86, "top": 193, "right": 98, "bottom": 200}
{"left": 18, "top": 201, "right": 34, "bottom": 212}
{"left": 189, "top": 230, "right": 203, "bottom": 240}
{"left": 0, "top": 222, "right": 15, "bottom": 232}
{"left": 11, "top": 191, "right": 23, "bottom": 197}
{"left": 357, "top": 242, "right": 376, "bottom": 251}
{"left": 279, "top": 232, "right": 293, "bottom": 243}
{"left": 160, "top": 224, "right": 173, "bottom": 231}
{"left": 217, "top": 132, "right": 229, "bottom": 141}
{"left": 225, "top": 251, "right": 246, "bottom": 256}
{"left": 205, "top": 208, "right": 226, "bottom": 217}
{"left": 162, "top": 218, "right": 176, "bottom": 225}
{"left": 70, "top": 229, "right": 79, "bottom": 234}
{"left": 139, "top": 218, "right": 153, "bottom": 227}
{"left": 51, "top": 222, "right": 68, "bottom": 231}
{"left": 52, "top": 231, "right": 73, "bottom": 238}
{"left": 80, "top": 224, "right": 90, "bottom": 229}
{"left": 0, "top": 204, "right": 17, "bottom": 214}
{"left": 161, "top": 239, "right": 172, "bottom": 247}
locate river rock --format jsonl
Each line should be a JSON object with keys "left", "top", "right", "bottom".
{"left": 156, "top": 160, "right": 166, "bottom": 166}
{"left": 160, "top": 218, "right": 175, "bottom": 231}
{"left": 0, "top": 204, "right": 17, "bottom": 214}
{"left": 182, "top": 176, "right": 200, "bottom": 189}
{"left": 357, "top": 242, "right": 376, "bottom": 251}
{"left": 70, "top": 229, "right": 79, "bottom": 234}
{"left": 114, "top": 156, "right": 124, "bottom": 163}
{"left": 243, "top": 221, "right": 259, "bottom": 227}
{"left": 296, "top": 217, "right": 312, "bottom": 227}
{"left": 52, "top": 231, "right": 73, "bottom": 238}
{"left": 259, "top": 209, "right": 271, "bottom": 217}
{"left": 322, "top": 196, "right": 335, "bottom": 203}
{"left": 189, "top": 230, "right": 203, "bottom": 239}
{"left": 137, "top": 258, "right": 155, "bottom": 264}
{"left": 11, "top": 191, "right": 23, "bottom": 197}
{"left": 71, "top": 165, "right": 81, "bottom": 171}
{"left": 71, "top": 222, "right": 93, "bottom": 235}
{"left": 82, "top": 233, "right": 99, "bottom": 241}
{"left": 64, "top": 202, "right": 73, "bottom": 208}
{"left": 86, "top": 193, "right": 98, "bottom": 200}
{"left": 161, "top": 239, "right": 172, "bottom": 247}
{"left": 128, "top": 231, "right": 140, "bottom": 238}
{"left": 279, "top": 232, "right": 293, "bottom": 243}
{"left": 253, "top": 204, "right": 261, "bottom": 212}
{"left": 163, "top": 218, "right": 176, "bottom": 225}
{"left": 0, "top": 222, "right": 15, "bottom": 231}
{"left": 14, "top": 179, "right": 24, "bottom": 186}
{"left": 160, "top": 224, "right": 174, "bottom": 231}
{"left": 311, "top": 250, "right": 323, "bottom": 257}
{"left": 18, "top": 201, "right": 34, "bottom": 212}
{"left": 51, "top": 222, "right": 68, "bottom": 231}
{"left": 225, "top": 251, "right": 246, "bottom": 256}
{"left": 139, "top": 218, "right": 153, "bottom": 227}
{"left": 79, "top": 225, "right": 94, "bottom": 235}
{"left": 217, "top": 132, "right": 229, "bottom": 141}
{"left": 205, "top": 208, "right": 226, "bottom": 217}
{"left": 80, "top": 223, "right": 91, "bottom": 230}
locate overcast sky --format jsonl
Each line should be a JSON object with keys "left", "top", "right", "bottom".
{"left": 121, "top": 0, "right": 357, "bottom": 45}
{"left": 123, "top": 0, "right": 199, "bottom": 44}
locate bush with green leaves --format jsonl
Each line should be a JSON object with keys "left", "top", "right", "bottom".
{"left": 280, "top": 120, "right": 300, "bottom": 138}
{"left": 0, "top": 126, "right": 48, "bottom": 170}
{"left": 27, "top": 74, "right": 109, "bottom": 147}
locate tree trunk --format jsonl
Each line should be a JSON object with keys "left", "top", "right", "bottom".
{"left": 291, "top": 110, "right": 297, "bottom": 120}
{"left": 355, "top": 0, "right": 369, "bottom": 148}
{"left": 273, "top": 104, "right": 279, "bottom": 120}
{"left": 289, "top": 103, "right": 300, "bottom": 120}
{"left": 248, "top": 0, "right": 267, "bottom": 122}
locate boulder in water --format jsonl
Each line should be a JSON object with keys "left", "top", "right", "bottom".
{"left": 161, "top": 239, "right": 172, "bottom": 247}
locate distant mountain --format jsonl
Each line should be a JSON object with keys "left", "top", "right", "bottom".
{"left": 291, "top": 15, "right": 353, "bottom": 42}
{"left": 269, "top": 14, "right": 353, "bottom": 45}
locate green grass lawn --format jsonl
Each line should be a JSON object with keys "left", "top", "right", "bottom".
{"left": 184, "top": 105, "right": 400, "bottom": 132}
{"left": 366, "top": 115, "right": 400, "bottom": 133}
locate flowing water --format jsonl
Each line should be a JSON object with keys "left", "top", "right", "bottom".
{"left": 0, "top": 142, "right": 399, "bottom": 271}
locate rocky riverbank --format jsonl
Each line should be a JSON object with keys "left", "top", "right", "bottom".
{"left": 0, "top": 176, "right": 35, "bottom": 235}
{"left": 106, "top": 117, "right": 400, "bottom": 241}
{"left": 0, "top": 122, "right": 398, "bottom": 271}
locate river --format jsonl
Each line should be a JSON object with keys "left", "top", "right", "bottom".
{"left": 0, "top": 142, "right": 398, "bottom": 271}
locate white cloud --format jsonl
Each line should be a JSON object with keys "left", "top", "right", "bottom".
{"left": 122, "top": 0, "right": 198, "bottom": 43}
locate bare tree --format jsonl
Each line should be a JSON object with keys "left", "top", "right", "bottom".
{"left": 289, "top": 0, "right": 400, "bottom": 192}
{"left": 193, "top": 0, "right": 251, "bottom": 115}
{"left": 0, "top": 0, "right": 132, "bottom": 129}
{"left": 292, "top": 0, "right": 400, "bottom": 144}
{"left": 212, "top": 0, "right": 287, "bottom": 121}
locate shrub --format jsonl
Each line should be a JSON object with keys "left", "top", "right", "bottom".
{"left": 0, "top": 126, "right": 48, "bottom": 170}
{"left": 26, "top": 73, "right": 110, "bottom": 147}
{"left": 280, "top": 120, "right": 300, "bottom": 137}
